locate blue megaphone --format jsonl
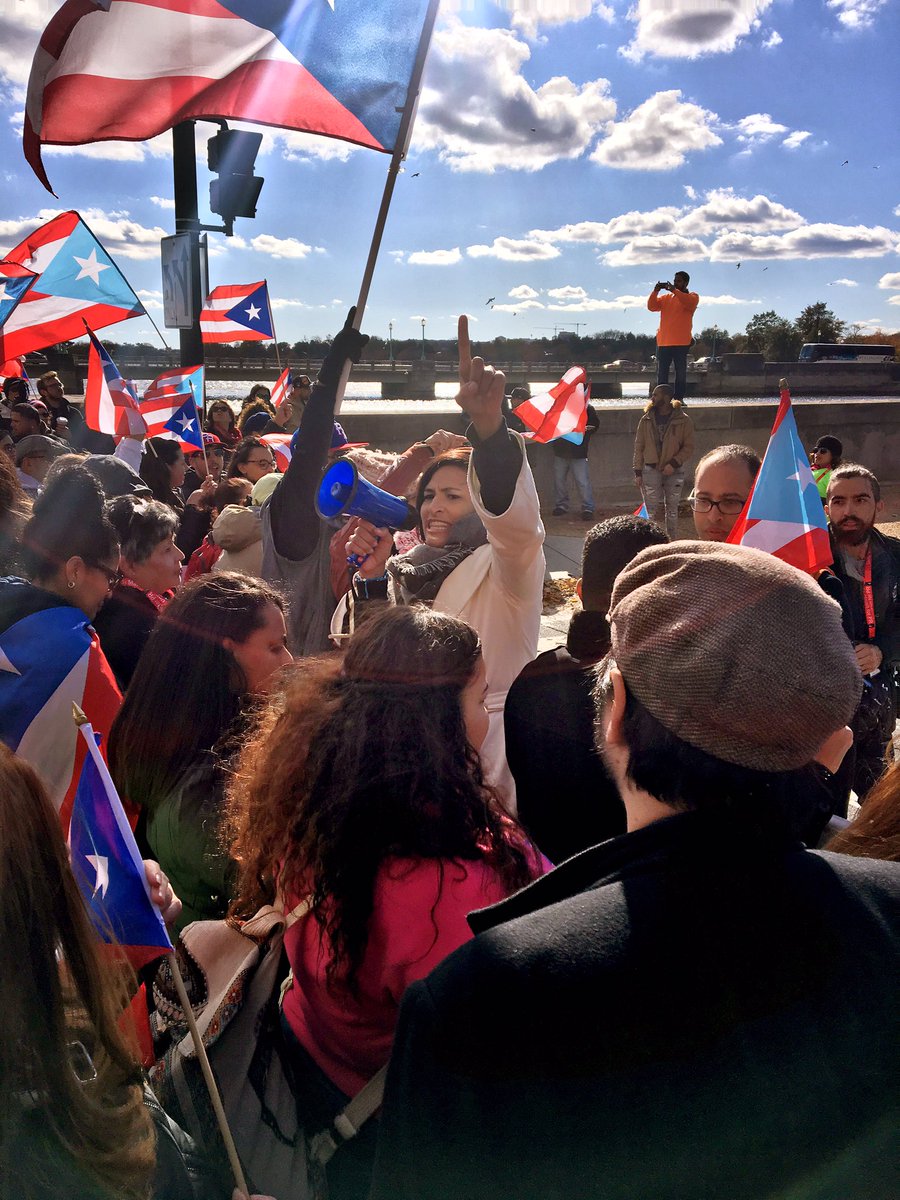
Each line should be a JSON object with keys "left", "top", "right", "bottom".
{"left": 316, "top": 458, "right": 418, "bottom": 531}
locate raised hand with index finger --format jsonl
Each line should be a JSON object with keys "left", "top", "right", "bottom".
{"left": 455, "top": 314, "right": 505, "bottom": 441}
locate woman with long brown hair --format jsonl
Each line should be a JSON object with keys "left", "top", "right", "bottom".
{"left": 828, "top": 760, "right": 900, "bottom": 861}
{"left": 226, "top": 605, "right": 546, "bottom": 1196}
{"left": 0, "top": 743, "right": 155, "bottom": 1198}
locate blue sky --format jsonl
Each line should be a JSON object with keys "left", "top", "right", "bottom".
{"left": 0, "top": 0, "right": 898, "bottom": 351}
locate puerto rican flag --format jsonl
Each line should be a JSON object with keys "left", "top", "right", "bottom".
{"left": 69, "top": 724, "right": 173, "bottom": 969}
{"left": 84, "top": 325, "right": 147, "bottom": 441}
{"left": 0, "top": 261, "right": 37, "bottom": 328}
{"left": 512, "top": 367, "right": 588, "bottom": 445}
{"left": 164, "top": 395, "right": 204, "bottom": 451}
{"left": 140, "top": 365, "right": 206, "bottom": 451}
{"left": 0, "top": 589, "right": 123, "bottom": 832}
{"left": 262, "top": 432, "right": 292, "bottom": 472}
{"left": 200, "top": 281, "right": 273, "bottom": 344}
{"left": 271, "top": 366, "right": 293, "bottom": 410}
{"left": 25, "top": 0, "right": 437, "bottom": 193}
{"left": 0, "top": 211, "right": 144, "bottom": 360}
{"left": 726, "top": 382, "right": 832, "bottom": 575}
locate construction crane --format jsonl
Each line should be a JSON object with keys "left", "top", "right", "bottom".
{"left": 532, "top": 323, "right": 588, "bottom": 337}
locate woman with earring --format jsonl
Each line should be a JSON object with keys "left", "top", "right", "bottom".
{"left": 0, "top": 465, "right": 123, "bottom": 823}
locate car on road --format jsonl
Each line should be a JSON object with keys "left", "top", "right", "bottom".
{"left": 693, "top": 356, "right": 722, "bottom": 369}
{"left": 602, "top": 359, "right": 641, "bottom": 370}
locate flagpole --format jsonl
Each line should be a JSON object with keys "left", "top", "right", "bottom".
{"left": 334, "top": 0, "right": 441, "bottom": 413}
{"left": 167, "top": 953, "right": 250, "bottom": 1197}
{"left": 264, "top": 280, "right": 282, "bottom": 373}
{"left": 71, "top": 704, "right": 249, "bottom": 1197}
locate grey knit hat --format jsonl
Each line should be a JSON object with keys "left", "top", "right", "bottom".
{"left": 609, "top": 541, "right": 862, "bottom": 771}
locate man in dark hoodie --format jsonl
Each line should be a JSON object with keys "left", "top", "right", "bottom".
{"left": 504, "top": 513, "right": 667, "bottom": 862}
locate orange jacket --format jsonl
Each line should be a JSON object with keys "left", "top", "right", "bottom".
{"left": 647, "top": 288, "right": 699, "bottom": 346}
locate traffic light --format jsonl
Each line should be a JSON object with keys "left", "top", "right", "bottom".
{"left": 208, "top": 129, "right": 264, "bottom": 222}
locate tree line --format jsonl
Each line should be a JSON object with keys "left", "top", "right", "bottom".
{"left": 49, "top": 303, "right": 898, "bottom": 368}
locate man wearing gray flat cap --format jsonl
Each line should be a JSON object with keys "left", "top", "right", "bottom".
{"left": 371, "top": 541, "right": 900, "bottom": 1200}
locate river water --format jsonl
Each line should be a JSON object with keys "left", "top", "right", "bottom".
{"left": 129, "top": 380, "right": 887, "bottom": 412}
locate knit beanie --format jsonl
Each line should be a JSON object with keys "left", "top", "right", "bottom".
{"left": 609, "top": 541, "right": 862, "bottom": 772}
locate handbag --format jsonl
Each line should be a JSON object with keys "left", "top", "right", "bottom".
{"left": 150, "top": 903, "right": 386, "bottom": 1200}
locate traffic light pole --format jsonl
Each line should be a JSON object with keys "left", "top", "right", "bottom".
{"left": 172, "top": 121, "right": 205, "bottom": 370}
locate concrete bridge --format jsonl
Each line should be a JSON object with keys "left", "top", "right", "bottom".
{"left": 56, "top": 352, "right": 900, "bottom": 400}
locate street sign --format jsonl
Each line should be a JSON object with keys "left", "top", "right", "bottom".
{"left": 160, "top": 233, "right": 197, "bottom": 329}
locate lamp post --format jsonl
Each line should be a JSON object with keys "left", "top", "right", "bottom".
{"left": 388, "top": 320, "right": 394, "bottom": 364}
{"left": 420, "top": 317, "right": 427, "bottom": 360}
{"left": 712, "top": 325, "right": 718, "bottom": 359}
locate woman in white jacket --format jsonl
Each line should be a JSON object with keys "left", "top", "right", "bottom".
{"left": 344, "top": 317, "right": 545, "bottom": 809}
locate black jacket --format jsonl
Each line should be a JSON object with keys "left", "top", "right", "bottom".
{"left": 371, "top": 810, "right": 900, "bottom": 1200}
{"left": 828, "top": 528, "right": 900, "bottom": 670}
{"left": 93, "top": 585, "right": 159, "bottom": 689}
{"left": 504, "top": 609, "right": 625, "bottom": 862}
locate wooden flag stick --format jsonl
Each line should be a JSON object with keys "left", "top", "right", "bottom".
{"left": 333, "top": 0, "right": 440, "bottom": 414}
{"left": 168, "top": 951, "right": 250, "bottom": 1197}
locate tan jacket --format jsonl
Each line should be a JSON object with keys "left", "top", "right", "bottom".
{"left": 633, "top": 405, "right": 695, "bottom": 472}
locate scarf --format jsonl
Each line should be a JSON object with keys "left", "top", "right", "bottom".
{"left": 387, "top": 511, "right": 487, "bottom": 606}
{"left": 119, "top": 576, "right": 173, "bottom": 613}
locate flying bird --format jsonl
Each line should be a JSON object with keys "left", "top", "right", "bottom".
{"left": 841, "top": 159, "right": 849, "bottom": 166}
{"left": 736, "top": 262, "right": 741, "bottom": 269}
{"left": 763, "top": 267, "right": 769, "bottom": 271}
{"left": 410, "top": 172, "right": 420, "bottom": 178}
{"left": 485, "top": 297, "right": 495, "bottom": 305}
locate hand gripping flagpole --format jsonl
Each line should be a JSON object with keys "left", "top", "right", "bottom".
{"left": 334, "top": 0, "right": 441, "bottom": 413}
{"left": 71, "top": 703, "right": 250, "bottom": 1198}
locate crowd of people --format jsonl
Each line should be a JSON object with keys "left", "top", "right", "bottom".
{"left": 0, "top": 309, "right": 897, "bottom": 1200}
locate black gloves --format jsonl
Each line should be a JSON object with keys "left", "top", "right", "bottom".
{"left": 318, "top": 307, "right": 370, "bottom": 391}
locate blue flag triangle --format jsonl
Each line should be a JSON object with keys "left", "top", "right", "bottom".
{"left": 225, "top": 281, "right": 273, "bottom": 338}
{"left": 164, "top": 395, "right": 204, "bottom": 449}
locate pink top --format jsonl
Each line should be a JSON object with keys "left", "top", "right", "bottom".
{"left": 282, "top": 853, "right": 547, "bottom": 1096}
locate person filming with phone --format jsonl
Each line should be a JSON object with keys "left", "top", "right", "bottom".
{"left": 647, "top": 272, "right": 699, "bottom": 402}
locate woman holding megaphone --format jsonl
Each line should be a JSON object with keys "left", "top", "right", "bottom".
{"left": 343, "top": 316, "right": 545, "bottom": 811}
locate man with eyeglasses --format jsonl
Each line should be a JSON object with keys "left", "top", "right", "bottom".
{"left": 690, "top": 444, "right": 761, "bottom": 542}
{"left": 14, "top": 434, "right": 62, "bottom": 498}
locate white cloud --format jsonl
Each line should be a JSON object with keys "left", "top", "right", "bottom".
{"left": 548, "top": 294, "right": 647, "bottom": 312}
{"left": 827, "top": 0, "right": 888, "bottom": 30}
{"left": 887, "top": 295, "right": 900, "bottom": 306}
{"left": 389, "top": 250, "right": 407, "bottom": 263}
{"left": 262, "top": 129, "right": 357, "bottom": 163}
{"left": 878, "top": 273, "right": 900, "bottom": 289}
{"left": 149, "top": 196, "right": 176, "bottom": 211}
{"left": 831, "top": 278, "right": 858, "bottom": 287}
{"left": 736, "top": 112, "right": 789, "bottom": 143}
{"left": 0, "top": 4, "right": 57, "bottom": 89}
{"left": 894, "top": 205, "right": 900, "bottom": 218}
{"left": 622, "top": 0, "right": 775, "bottom": 60}
{"left": 782, "top": 130, "right": 812, "bottom": 150}
{"left": 271, "top": 298, "right": 313, "bottom": 309}
{"left": 137, "top": 289, "right": 163, "bottom": 310}
{"left": 509, "top": 284, "right": 540, "bottom": 299}
{"left": 250, "top": 234, "right": 316, "bottom": 260}
{"left": 711, "top": 223, "right": 899, "bottom": 260}
{"left": 532, "top": 206, "right": 682, "bottom": 244}
{"left": 467, "top": 236, "right": 561, "bottom": 261}
{"left": 407, "top": 247, "right": 463, "bottom": 266}
{"left": 547, "top": 285, "right": 588, "bottom": 300}
{"left": 602, "top": 234, "right": 710, "bottom": 266}
{"left": 490, "top": 299, "right": 545, "bottom": 312}
{"left": 413, "top": 22, "right": 616, "bottom": 172}
{"left": 684, "top": 185, "right": 697, "bottom": 200}
{"left": 591, "top": 91, "right": 721, "bottom": 170}
{"left": 505, "top": 0, "right": 597, "bottom": 40}
{"left": 763, "top": 30, "right": 783, "bottom": 47}
{"left": 678, "top": 189, "right": 804, "bottom": 234}
{"left": 0, "top": 207, "right": 172, "bottom": 261}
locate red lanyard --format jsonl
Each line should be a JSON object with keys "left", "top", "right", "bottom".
{"left": 862, "top": 547, "right": 876, "bottom": 640}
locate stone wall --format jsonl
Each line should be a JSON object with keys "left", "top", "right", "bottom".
{"left": 338, "top": 399, "right": 900, "bottom": 510}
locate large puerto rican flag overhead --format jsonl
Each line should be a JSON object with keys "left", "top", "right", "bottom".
{"left": 726, "top": 382, "right": 832, "bottom": 575}
{"left": 0, "top": 211, "right": 144, "bottom": 360}
{"left": 200, "top": 281, "right": 273, "bottom": 344}
{"left": 25, "top": 0, "right": 436, "bottom": 193}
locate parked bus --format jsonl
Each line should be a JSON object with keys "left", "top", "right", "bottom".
{"left": 799, "top": 343, "right": 895, "bottom": 363}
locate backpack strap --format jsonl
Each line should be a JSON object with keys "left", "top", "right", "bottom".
{"left": 308, "top": 1064, "right": 389, "bottom": 1168}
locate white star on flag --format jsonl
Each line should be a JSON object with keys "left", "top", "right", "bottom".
{"left": 0, "top": 646, "right": 21, "bottom": 675}
{"left": 179, "top": 415, "right": 193, "bottom": 433}
{"left": 0, "top": 284, "right": 8, "bottom": 303}
{"left": 787, "top": 455, "right": 811, "bottom": 483}
{"left": 86, "top": 854, "right": 110, "bottom": 898}
{"left": 74, "top": 249, "right": 109, "bottom": 285}
{"left": 245, "top": 303, "right": 261, "bottom": 322}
